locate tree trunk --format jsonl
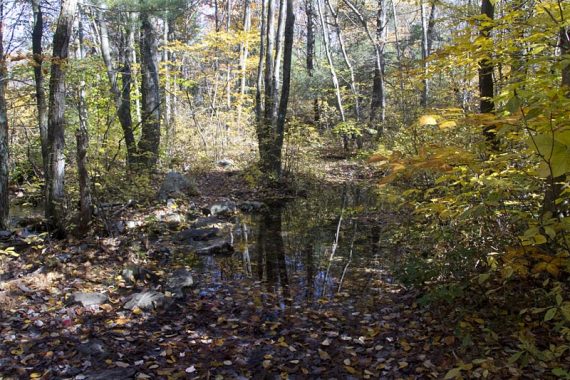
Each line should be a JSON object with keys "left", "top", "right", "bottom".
{"left": 46, "top": 0, "right": 78, "bottom": 236}
{"left": 479, "top": 0, "right": 496, "bottom": 147}
{"left": 325, "top": 0, "right": 360, "bottom": 121}
{"left": 31, "top": 0, "right": 48, "bottom": 175}
{"left": 273, "top": 0, "right": 286, "bottom": 109}
{"left": 272, "top": 0, "right": 294, "bottom": 176}
{"left": 305, "top": 0, "right": 319, "bottom": 124}
{"left": 96, "top": 6, "right": 137, "bottom": 165}
{"left": 0, "top": 0, "right": 9, "bottom": 230}
{"left": 369, "top": 0, "right": 386, "bottom": 127}
{"left": 138, "top": 12, "right": 161, "bottom": 168}
{"left": 75, "top": 5, "right": 91, "bottom": 235}
{"left": 420, "top": 0, "right": 429, "bottom": 107}
{"left": 316, "top": 0, "right": 345, "bottom": 122}
{"left": 237, "top": 0, "right": 251, "bottom": 126}
{"left": 255, "top": 0, "right": 266, "bottom": 124}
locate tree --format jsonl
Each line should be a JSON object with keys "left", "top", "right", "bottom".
{"left": 0, "top": 0, "right": 9, "bottom": 230}
{"left": 478, "top": 0, "right": 496, "bottom": 147}
{"left": 257, "top": 0, "right": 295, "bottom": 179}
{"left": 45, "top": 0, "right": 78, "bottom": 235}
{"left": 137, "top": 11, "right": 161, "bottom": 168}
{"left": 95, "top": 6, "right": 137, "bottom": 166}
{"left": 31, "top": 0, "right": 48, "bottom": 174}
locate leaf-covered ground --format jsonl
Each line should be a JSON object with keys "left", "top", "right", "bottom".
{"left": 1, "top": 162, "right": 568, "bottom": 379}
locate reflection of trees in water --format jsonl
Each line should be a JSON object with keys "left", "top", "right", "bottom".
{"left": 256, "top": 204, "right": 290, "bottom": 304}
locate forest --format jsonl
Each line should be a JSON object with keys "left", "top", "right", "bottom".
{"left": 0, "top": 0, "right": 569, "bottom": 378}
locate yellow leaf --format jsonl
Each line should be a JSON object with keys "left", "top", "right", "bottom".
{"left": 318, "top": 349, "right": 331, "bottom": 360}
{"left": 439, "top": 121, "right": 457, "bottom": 130}
{"left": 419, "top": 115, "right": 438, "bottom": 126}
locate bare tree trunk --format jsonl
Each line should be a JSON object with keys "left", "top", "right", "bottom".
{"left": 369, "top": 0, "right": 386, "bottom": 127}
{"left": 420, "top": 0, "right": 429, "bottom": 107}
{"left": 316, "top": 0, "right": 345, "bottom": 121}
{"left": 343, "top": 0, "right": 385, "bottom": 128}
{"left": 390, "top": 0, "right": 406, "bottom": 119}
{"left": 263, "top": 0, "right": 276, "bottom": 125}
{"left": 273, "top": 0, "right": 286, "bottom": 109}
{"left": 478, "top": 0, "right": 496, "bottom": 147}
{"left": 255, "top": 0, "right": 266, "bottom": 124}
{"left": 128, "top": 13, "right": 142, "bottom": 125}
{"left": 325, "top": 0, "right": 360, "bottom": 121}
{"left": 138, "top": 12, "right": 161, "bottom": 168}
{"left": 46, "top": 0, "right": 78, "bottom": 236}
{"left": 0, "top": 0, "right": 9, "bottom": 230}
{"left": 237, "top": 0, "right": 251, "bottom": 126}
{"left": 31, "top": 0, "right": 48, "bottom": 175}
{"left": 96, "top": 6, "right": 136, "bottom": 165}
{"left": 305, "top": 0, "right": 319, "bottom": 124}
{"left": 75, "top": 4, "right": 91, "bottom": 235}
{"left": 272, "top": 0, "right": 294, "bottom": 176}
{"left": 226, "top": 0, "right": 232, "bottom": 109}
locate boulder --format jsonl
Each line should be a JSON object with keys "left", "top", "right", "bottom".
{"left": 124, "top": 291, "right": 166, "bottom": 311}
{"left": 68, "top": 292, "right": 108, "bottom": 307}
{"left": 217, "top": 158, "right": 234, "bottom": 168}
{"left": 195, "top": 238, "right": 234, "bottom": 255}
{"left": 209, "top": 200, "right": 237, "bottom": 217}
{"left": 157, "top": 172, "right": 199, "bottom": 201}
{"left": 238, "top": 201, "right": 268, "bottom": 213}
{"left": 165, "top": 268, "right": 194, "bottom": 298}
{"left": 175, "top": 227, "right": 220, "bottom": 242}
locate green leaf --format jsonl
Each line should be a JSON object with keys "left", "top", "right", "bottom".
{"left": 544, "top": 307, "right": 557, "bottom": 321}
{"left": 505, "top": 96, "right": 520, "bottom": 114}
{"left": 444, "top": 367, "right": 462, "bottom": 379}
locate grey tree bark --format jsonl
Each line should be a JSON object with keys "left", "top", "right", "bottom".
{"left": 305, "top": 0, "right": 319, "bottom": 124}
{"left": 45, "top": 0, "right": 78, "bottom": 236}
{"left": 478, "top": 0, "right": 496, "bottom": 148}
{"left": 31, "top": 0, "right": 48, "bottom": 174}
{"left": 316, "top": 0, "right": 345, "bottom": 122}
{"left": 75, "top": 4, "right": 91, "bottom": 235}
{"left": 369, "top": 0, "right": 386, "bottom": 127}
{"left": 0, "top": 0, "right": 9, "bottom": 230}
{"left": 237, "top": 0, "right": 251, "bottom": 126}
{"left": 138, "top": 12, "right": 161, "bottom": 168}
{"left": 95, "top": 6, "right": 137, "bottom": 165}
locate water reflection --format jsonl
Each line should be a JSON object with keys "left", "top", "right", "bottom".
{"left": 200, "top": 184, "right": 388, "bottom": 309}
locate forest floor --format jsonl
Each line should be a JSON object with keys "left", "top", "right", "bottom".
{"left": 0, "top": 156, "right": 566, "bottom": 379}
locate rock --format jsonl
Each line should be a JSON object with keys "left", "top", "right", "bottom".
{"left": 80, "top": 367, "right": 137, "bottom": 380}
{"left": 209, "top": 200, "right": 237, "bottom": 217}
{"left": 166, "top": 268, "right": 194, "bottom": 298}
{"left": 68, "top": 292, "right": 108, "bottom": 307}
{"left": 124, "top": 291, "right": 166, "bottom": 311}
{"left": 121, "top": 265, "right": 159, "bottom": 285}
{"left": 191, "top": 216, "right": 223, "bottom": 228}
{"left": 157, "top": 172, "right": 199, "bottom": 201}
{"left": 195, "top": 238, "right": 234, "bottom": 255}
{"left": 217, "top": 158, "right": 234, "bottom": 168}
{"left": 78, "top": 339, "right": 109, "bottom": 359}
{"left": 175, "top": 227, "right": 220, "bottom": 242}
{"left": 163, "top": 213, "right": 183, "bottom": 227}
{"left": 0, "top": 230, "right": 11, "bottom": 239}
{"left": 238, "top": 201, "right": 268, "bottom": 213}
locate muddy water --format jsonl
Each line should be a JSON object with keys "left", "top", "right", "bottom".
{"left": 189, "top": 185, "right": 395, "bottom": 308}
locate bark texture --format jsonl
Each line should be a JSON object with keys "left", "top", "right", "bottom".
{"left": 0, "top": 0, "right": 9, "bottom": 230}
{"left": 138, "top": 12, "right": 161, "bottom": 168}
{"left": 32, "top": 0, "right": 48, "bottom": 174}
{"left": 46, "top": 0, "right": 78, "bottom": 235}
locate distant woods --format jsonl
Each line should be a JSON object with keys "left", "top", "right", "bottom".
{"left": 0, "top": 0, "right": 568, "bottom": 236}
